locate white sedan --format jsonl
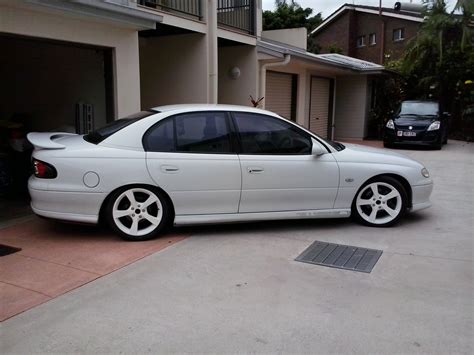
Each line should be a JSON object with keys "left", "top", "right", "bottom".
{"left": 27, "top": 105, "right": 433, "bottom": 241}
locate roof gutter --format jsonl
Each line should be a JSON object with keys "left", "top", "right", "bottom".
{"left": 259, "top": 54, "right": 291, "bottom": 108}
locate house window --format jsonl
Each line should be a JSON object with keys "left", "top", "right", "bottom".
{"left": 393, "top": 28, "right": 405, "bottom": 42}
{"left": 369, "top": 33, "right": 376, "bottom": 45}
{"left": 356, "top": 35, "right": 366, "bottom": 48}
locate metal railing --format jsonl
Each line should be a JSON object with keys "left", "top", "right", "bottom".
{"left": 217, "top": 0, "right": 255, "bottom": 35}
{"left": 137, "top": 0, "right": 202, "bottom": 19}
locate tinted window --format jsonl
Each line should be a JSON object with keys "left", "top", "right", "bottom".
{"left": 144, "top": 112, "right": 232, "bottom": 153}
{"left": 84, "top": 110, "right": 155, "bottom": 144}
{"left": 175, "top": 112, "right": 231, "bottom": 153}
{"left": 234, "top": 113, "right": 311, "bottom": 154}
{"left": 143, "top": 118, "right": 175, "bottom": 152}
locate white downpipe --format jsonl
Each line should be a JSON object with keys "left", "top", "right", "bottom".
{"left": 259, "top": 54, "right": 291, "bottom": 109}
{"left": 207, "top": 0, "right": 218, "bottom": 104}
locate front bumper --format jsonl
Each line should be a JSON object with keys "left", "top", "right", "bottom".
{"left": 410, "top": 183, "right": 433, "bottom": 212}
{"left": 384, "top": 128, "right": 441, "bottom": 145}
{"left": 29, "top": 177, "right": 105, "bottom": 224}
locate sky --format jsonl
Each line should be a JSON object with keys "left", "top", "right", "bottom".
{"left": 261, "top": 0, "right": 457, "bottom": 17}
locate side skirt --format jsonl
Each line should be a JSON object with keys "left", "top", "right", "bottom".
{"left": 174, "top": 209, "right": 351, "bottom": 226}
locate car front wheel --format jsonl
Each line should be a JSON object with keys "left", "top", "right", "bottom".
{"left": 106, "top": 186, "right": 171, "bottom": 241}
{"left": 352, "top": 177, "right": 407, "bottom": 227}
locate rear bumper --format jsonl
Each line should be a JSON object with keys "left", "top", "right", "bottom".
{"left": 29, "top": 177, "right": 105, "bottom": 224}
{"left": 410, "top": 183, "right": 433, "bottom": 212}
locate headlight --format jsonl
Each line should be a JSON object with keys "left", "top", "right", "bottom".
{"left": 421, "top": 168, "right": 430, "bottom": 178}
{"left": 427, "top": 121, "right": 441, "bottom": 131}
{"left": 386, "top": 119, "right": 395, "bottom": 129}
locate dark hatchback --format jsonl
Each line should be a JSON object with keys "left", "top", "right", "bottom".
{"left": 384, "top": 101, "right": 449, "bottom": 149}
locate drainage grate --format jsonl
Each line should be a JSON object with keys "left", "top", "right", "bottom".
{"left": 0, "top": 244, "right": 22, "bottom": 257}
{"left": 295, "top": 241, "right": 382, "bottom": 273}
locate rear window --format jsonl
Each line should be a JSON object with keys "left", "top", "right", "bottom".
{"left": 84, "top": 110, "right": 156, "bottom": 144}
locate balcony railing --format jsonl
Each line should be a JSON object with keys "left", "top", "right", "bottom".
{"left": 137, "top": 0, "right": 202, "bottom": 19}
{"left": 217, "top": 0, "right": 255, "bottom": 35}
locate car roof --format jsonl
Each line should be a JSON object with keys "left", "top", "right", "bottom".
{"left": 151, "top": 104, "right": 275, "bottom": 115}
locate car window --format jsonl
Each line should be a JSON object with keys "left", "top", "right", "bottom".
{"left": 233, "top": 112, "right": 311, "bottom": 154}
{"left": 398, "top": 102, "right": 438, "bottom": 117}
{"left": 144, "top": 112, "right": 233, "bottom": 154}
{"left": 143, "top": 117, "right": 175, "bottom": 152}
{"left": 84, "top": 110, "right": 155, "bottom": 144}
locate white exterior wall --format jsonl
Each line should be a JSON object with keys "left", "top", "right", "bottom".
{"left": 334, "top": 75, "right": 369, "bottom": 139}
{"left": 0, "top": 5, "right": 141, "bottom": 118}
{"left": 139, "top": 34, "right": 208, "bottom": 107}
{"left": 218, "top": 46, "right": 258, "bottom": 106}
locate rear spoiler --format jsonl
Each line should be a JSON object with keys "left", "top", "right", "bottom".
{"left": 27, "top": 132, "right": 77, "bottom": 149}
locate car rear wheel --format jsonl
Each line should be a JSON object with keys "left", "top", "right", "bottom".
{"left": 106, "top": 186, "right": 171, "bottom": 241}
{"left": 352, "top": 177, "right": 407, "bottom": 227}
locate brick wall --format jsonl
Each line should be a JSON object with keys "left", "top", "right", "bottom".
{"left": 313, "top": 9, "right": 421, "bottom": 64}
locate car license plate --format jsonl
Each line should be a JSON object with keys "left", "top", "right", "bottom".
{"left": 397, "top": 131, "right": 416, "bottom": 137}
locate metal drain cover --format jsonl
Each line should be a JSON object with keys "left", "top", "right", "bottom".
{"left": 295, "top": 241, "right": 382, "bottom": 273}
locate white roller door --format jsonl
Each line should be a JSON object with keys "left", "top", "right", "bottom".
{"left": 309, "top": 77, "right": 331, "bottom": 139}
{"left": 265, "top": 71, "right": 294, "bottom": 120}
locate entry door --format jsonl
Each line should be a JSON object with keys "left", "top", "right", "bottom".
{"left": 309, "top": 77, "right": 332, "bottom": 139}
{"left": 233, "top": 112, "right": 339, "bottom": 213}
{"left": 144, "top": 112, "right": 241, "bottom": 215}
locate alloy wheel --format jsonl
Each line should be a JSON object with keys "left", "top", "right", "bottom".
{"left": 355, "top": 182, "right": 402, "bottom": 225}
{"left": 112, "top": 188, "right": 163, "bottom": 237}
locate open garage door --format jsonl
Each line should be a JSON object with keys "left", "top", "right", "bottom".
{"left": 309, "top": 77, "right": 333, "bottom": 139}
{"left": 0, "top": 34, "right": 114, "bottom": 221}
{"left": 265, "top": 71, "right": 297, "bottom": 121}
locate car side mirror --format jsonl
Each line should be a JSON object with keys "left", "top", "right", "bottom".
{"left": 443, "top": 112, "right": 451, "bottom": 117}
{"left": 311, "top": 139, "right": 326, "bottom": 156}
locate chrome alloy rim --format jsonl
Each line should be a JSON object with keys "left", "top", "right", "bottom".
{"left": 356, "top": 182, "right": 402, "bottom": 225}
{"left": 112, "top": 188, "right": 163, "bottom": 236}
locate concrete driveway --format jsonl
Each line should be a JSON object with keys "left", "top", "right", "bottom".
{"left": 1, "top": 140, "right": 473, "bottom": 354}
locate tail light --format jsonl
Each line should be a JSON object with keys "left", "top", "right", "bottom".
{"left": 32, "top": 159, "right": 57, "bottom": 179}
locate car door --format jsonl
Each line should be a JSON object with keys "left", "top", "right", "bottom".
{"left": 233, "top": 112, "right": 339, "bottom": 213}
{"left": 144, "top": 111, "right": 241, "bottom": 215}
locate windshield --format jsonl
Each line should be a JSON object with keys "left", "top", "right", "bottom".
{"left": 84, "top": 110, "right": 156, "bottom": 144}
{"left": 398, "top": 102, "right": 438, "bottom": 117}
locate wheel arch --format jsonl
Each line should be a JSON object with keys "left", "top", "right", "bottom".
{"left": 98, "top": 183, "right": 175, "bottom": 225}
{"left": 360, "top": 173, "right": 413, "bottom": 208}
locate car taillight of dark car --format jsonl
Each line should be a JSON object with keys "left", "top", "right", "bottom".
{"left": 32, "top": 159, "right": 57, "bottom": 179}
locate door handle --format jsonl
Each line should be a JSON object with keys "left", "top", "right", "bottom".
{"left": 247, "top": 167, "right": 264, "bottom": 174}
{"left": 161, "top": 165, "right": 179, "bottom": 173}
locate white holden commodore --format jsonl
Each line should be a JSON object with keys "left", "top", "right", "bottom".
{"left": 27, "top": 105, "right": 433, "bottom": 241}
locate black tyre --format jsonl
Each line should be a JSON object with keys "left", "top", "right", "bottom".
{"left": 352, "top": 176, "right": 408, "bottom": 227}
{"left": 106, "top": 185, "right": 171, "bottom": 241}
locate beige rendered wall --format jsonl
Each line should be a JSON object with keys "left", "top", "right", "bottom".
{"left": 0, "top": 4, "right": 141, "bottom": 118}
{"left": 139, "top": 34, "right": 208, "bottom": 108}
{"left": 261, "top": 28, "right": 308, "bottom": 50}
{"left": 218, "top": 45, "right": 258, "bottom": 106}
{"left": 334, "top": 75, "right": 369, "bottom": 139}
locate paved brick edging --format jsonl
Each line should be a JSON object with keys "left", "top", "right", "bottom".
{"left": 0, "top": 218, "right": 186, "bottom": 321}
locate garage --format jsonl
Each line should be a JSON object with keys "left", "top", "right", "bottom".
{"left": 265, "top": 71, "right": 297, "bottom": 121}
{"left": 309, "top": 76, "right": 333, "bottom": 139}
{"left": 0, "top": 34, "right": 115, "bottom": 221}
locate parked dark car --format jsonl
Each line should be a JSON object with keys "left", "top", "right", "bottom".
{"left": 384, "top": 101, "right": 449, "bottom": 149}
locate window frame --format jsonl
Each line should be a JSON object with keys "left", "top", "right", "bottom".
{"left": 229, "top": 111, "right": 314, "bottom": 156}
{"left": 369, "top": 33, "right": 377, "bottom": 46}
{"left": 356, "top": 35, "right": 366, "bottom": 48}
{"left": 142, "top": 111, "right": 237, "bottom": 154}
{"left": 393, "top": 28, "right": 405, "bottom": 42}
